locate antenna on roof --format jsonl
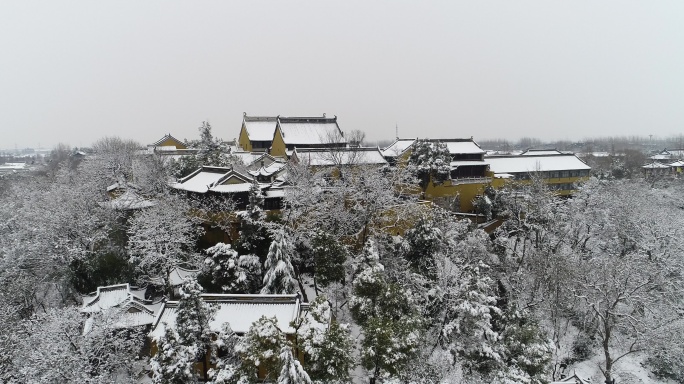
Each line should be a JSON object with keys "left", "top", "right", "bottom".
{"left": 396, "top": 123, "right": 399, "bottom": 140}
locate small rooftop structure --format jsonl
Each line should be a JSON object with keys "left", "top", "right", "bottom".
{"left": 81, "top": 284, "right": 161, "bottom": 329}
{"left": 520, "top": 148, "right": 565, "bottom": 156}
{"left": 99, "top": 190, "right": 156, "bottom": 210}
{"left": 150, "top": 294, "right": 309, "bottom": 338}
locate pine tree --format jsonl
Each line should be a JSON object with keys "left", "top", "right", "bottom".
{"left": 236, "top": 316, "right": 287, "bottom": 382}
{"left": 261, "top": 229, "right": 298, "bottom": 294}
{"left": 277, "top": 346, "right": 313, "bottom": 384}
{"left": 407, "top": 139, "right": 452, "bottom": 189}
{"left": 204, "top": 242, "right": 261, "bottom": 294}
{"left": 295, "top": 296, "right": 354, "bottom": 383}
{"left": 350, "top": 239, "right": 421, "bottom": 380}
{"left": 311, "top": 231, "right": 347, "bottom": 288}
{"left": 152, "top": 327, "right": 197, "bottom": 384}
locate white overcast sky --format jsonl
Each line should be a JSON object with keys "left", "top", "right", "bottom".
{"left": 1, "top": 1, "right": 683, "bottom": 149}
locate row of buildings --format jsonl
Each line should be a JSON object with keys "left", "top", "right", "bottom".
{"left": 147, "top": 113, "right": 591, "bottom": 213}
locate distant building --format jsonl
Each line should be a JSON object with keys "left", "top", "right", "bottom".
{"left": 238, "top": 114, "right": 346, "bottom": 157}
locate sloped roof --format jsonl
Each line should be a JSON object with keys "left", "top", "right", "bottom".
{"left": 242, "top": 115, "right": 278, "bottom": 142}
{"left": 293, "top": 147, "right": 388, "bottom": 166}
{"left": 248, "top": 162, "right": 287, "bottom": 177}
{"left": 381, "top": 138, "right": 417, "bottom": 157}
{"left": 174, "top": 166, "right": 234, "bottom": 193}
{"left": 520, "top": 148, "right": 564, "bottom": 156}
{"left": 668, "top": 160, "right": 684, "bottom": 167}
{"left": 82, "top": 284, "right": 147, "bottom": 312}
{"left": 151, "top": 134, "right": 186, "bottom": 148}
{"left": 277, "top": 116, "right": 346, "bottom": 146}
{"left": 438, "top": 139, "right": 486, "bottom": 155}
{"left": 382, "top": 138, "right": 485, "bottom": 157}
{"left": 99, "top": 190, "right": 156, "bottom": 210}
{"left": 485, "top": 154, "right": 590, "bottom": 173}
{"left": 642, "top": 162, "right": 670, "bottom": 169}
{"left": 150, "top": 294, "right": 306, "bottom": 337}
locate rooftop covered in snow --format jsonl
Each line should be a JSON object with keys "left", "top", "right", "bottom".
{"left": 276, "top": 115, "right": 345, "bottom": 146}
{"left": 292, "top": 147, "right": 388, "bottom": 166}
{"left": 242, "top": 115, "right": 279, "bottom": 142}
{"left": 485, "top": 154, "right": 590, "bottom": 174}
{"left": 150, "top": 294, "right": 308, "bottom": 337}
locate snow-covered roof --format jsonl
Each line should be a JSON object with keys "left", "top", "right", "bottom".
{"left": 293, "top": 147, "right": 388, "bottom": 166}
{"left": 82, "top": 284, "right": 147, "bottom": 311}
{"left": 167, "top": 267, "right": 200, "bottom": 287}
{"left": 99, "top": 190, "right": 156, "bottom": 210}
{"left": 150, "top": 134, "right": 186, "bottom": 148}
{"left": 277, "top": 116, "right": 346, "bottom": 146}
{"left": 381, "top": 138, "right": 417, "bottom": 157}
{"left": 439, "top": 139, "right": 486, "bottom": 155}
{"left": 484, "top": 154, "right": 590, "bottom": 173}
{"left": 242, "top": 115, "right": 278, "bottom": 142}
{"left": 82, "top": 284, "right": 161, "bottom": 332}
{"left": 211, "top": 183, "right": 253, "bottom": 193}
{"left": 150, "top": 294, "right": 306, "bottom": 338}
{"left": 106, "top": 181, "right": 141, "bottom": 192}
{"left": 550, "top": 373, "right": 590, "bottom": 384}
{"left": 247, "top": 162, "right": 287, "bottom": 177}
{"left": 668, "top": 160, "right": 684, "bottom": 167}
{"left": 173, "top": 166, "right": 235, "bottom": 193}
{"left": 520, "top": 149, "right": 564, "bottom": 156}
{"left": 231, "top": 151, "right": 264, "bottom": 166}
{"left": 450, "top": 160, "right": 487, "bottom": 168}
{"left": 642, "top": 162, "right": 670, "bottom": 169}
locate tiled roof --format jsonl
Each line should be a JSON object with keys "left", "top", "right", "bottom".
{"left": 150, "top": 294, "right": 306, "bottom": 337}
{"left": 277, "top": 116, "right": 346, "bottom": 146}
{"left": 293, "top": 147, "right": 388, "bottom": 166}
{"left": 485, "top": 154, "right": 590, "bottom": 173}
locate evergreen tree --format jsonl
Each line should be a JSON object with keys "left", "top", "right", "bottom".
{"left": 235, "top": 179, "right": 271, "bottom": 259}
{"left": 208, "top": 324, "right": 241, "bottom": 384}
{"left": 236, "top": 316, "right": 287, "bottom": 382}
{"left": 407, "top": 139, "right": 452, "bottom": 189}
{"left": 152, "top": 277, "right": 217, "bottom": 383}
{"left": 295, "top": 296, "right": 354, "bottom": 383}
{"left": 152, "top": 327, "right": 197, "bottom": 384}
{"left": 310, "top": 231, "right": 347, "bottom": 288}
{"left": 350, "top": 239, "right": 421, "bottom": 381}
{"left": 277, "top": 346, "right": 313, "bottom": 384}
{"left": 404, "top": 215, "right": 443, "bottom": 279}
{"left": 261, "top": 229, "right": 298, "bottom": 294}
{"left": 203, "top": 242, "right": 262, "bottom": 294}
{"left": 175, "top": 277, "right": 216, "bottom": 356}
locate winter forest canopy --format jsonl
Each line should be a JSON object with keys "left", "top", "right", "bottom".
{"left": 1, "top": 129, "right": 684, "bottom": 384}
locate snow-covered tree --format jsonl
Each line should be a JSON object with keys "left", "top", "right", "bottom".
{"left": 403, "top": 214, "right": 444, "bottom": 279}
{"left": 152, "top": 326, "right": 197, "bottom": 384}
{"left": 294, "top": 296, "right": 354, "bottom": 383}
{"left": 350, "top": 239, "right": 422, "bottom": 381}
{"left": 152, "top": 277, "right": 216, "bottom": 384}
{"left": 277, "top": 346, "right": 313, "bottom": 384}
{"left": 407, "top": 139, "right": 451, "bottom": 189}
{"left": 203, "top": 243, "right": 262, "bottom": 294}
{"left": 310, "top": 231, "right": 347, "bottom": 289}
{"left": 127, "top": 194, "right": 204, "bottom": 287}
{"left": 261, "top": 229, "right": 298, "bottom": 294}
{"left": 208, "top": 324, "right": 241, "bottom": 384}
{"left": 236, "top": 316, "right": 287, "bottom": 382}
{"left": 14, "top": 306, "right": 144, "bottom": 384}
{"left": 173, "top": 121, "right": 230, "bottom": 177}
{"left": 440, "top": 261, "right": 502, "bottom": 374}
